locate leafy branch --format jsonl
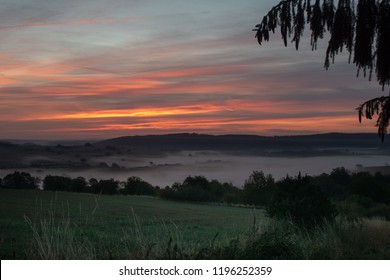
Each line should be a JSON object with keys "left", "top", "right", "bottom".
{"left": 357, "top": 96, "right": 390, "bottom": 141}
{"left": 254, "top": 0, "right": 390, "bottom": 140}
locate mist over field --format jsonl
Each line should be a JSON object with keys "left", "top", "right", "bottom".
{"left": 40, "top": 153, "right": 390, "bottom": 187}
{"left": 1, "top": 133, "right": 389, "bottom": 187}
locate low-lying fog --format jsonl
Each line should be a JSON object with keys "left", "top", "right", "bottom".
{"left": 2, "top": 151, "right": 389, "bottom": 187}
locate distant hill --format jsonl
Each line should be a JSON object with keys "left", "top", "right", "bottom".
{"left": 96, "top": 133, "right": 390, "bottom": 155}
{"left": 0, "top": 133, "right": 389, "bottom": 170}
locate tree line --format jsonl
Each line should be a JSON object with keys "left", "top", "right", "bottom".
{"left": 1, "top": 168, "right": 390, "bottom": 225}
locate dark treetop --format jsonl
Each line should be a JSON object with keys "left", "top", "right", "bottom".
{"left": 254, "top": 0, "right": 390, "bottom": 141}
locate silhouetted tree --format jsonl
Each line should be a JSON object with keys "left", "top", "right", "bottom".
{"left": 254, "top": 0, "right": 390, "bottom": 140}
{"left": 91, "top": 179, "right": 119, "bottom": 195}
{"left": 43, "top": 175, "right": 72, "bottom": 191}
{"left": 72, "top": 176, "right": 88, "bottom": 192}
{"left": 267, "top": 174, "right": 337, "bottom": 226}
{"left": 309, "top": 167, "right": 349, "bottom": 200}
{"left": 178, "top": 176, "right": 213, "bottom": 202}
{"left": 330, "top": 167, "right": 351, "bottom": 185}
{"left": 123, "top": 176, "right": 156, "bottom": 196}
{"left": 3, "top": 171, "right": 39, "bottom": 189}
{"left": 242, "top": 171, "right": 275, "bottom": 206}
{"left": 347, "top": 171, "right": 389, "bottom": 203}
{"left": 159, "top": 176, "right": 239, "bottom": 202}
{"left": 43, "top": 175, "right": 87, "bottom": 192}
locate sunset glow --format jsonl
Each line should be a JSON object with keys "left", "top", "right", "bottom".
{"left": 0, "top": 0, "right": 383, "bottom": 140}
{"left": 26, "top": 105, "right": 229, "bottom": 120}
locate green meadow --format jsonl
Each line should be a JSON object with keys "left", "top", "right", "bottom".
{"left": 0, "top": 188, "right": 263, "bottom": 259}
{"left": 1, "top": 188, "right": 390, "bottom": 260}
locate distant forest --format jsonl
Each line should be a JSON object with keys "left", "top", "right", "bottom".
{"left": 2, "top": 168, "right": 390, "bottom": 224}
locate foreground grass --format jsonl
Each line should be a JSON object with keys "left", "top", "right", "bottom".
{"left": 0, "top": 189, "right": 262, "bottom": 259}
{"left": 255, "top": 218, "right": 390, "bottom": 259}
{"left": 1, "top": 189, "right": 390, "bottom": 259}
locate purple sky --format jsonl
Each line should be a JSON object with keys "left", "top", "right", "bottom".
{"left": 0, "top": 0, "right": 383, "bottom": 140}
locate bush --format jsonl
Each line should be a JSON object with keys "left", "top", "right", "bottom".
{"left": 347, "top": 172, "right": 389, "bottom": 204}
{"left": 242, "top": 171, "right": 275, "bottom": 206}
{"left": 242, "top": 229, "right": 303, "bottom": 259}
{"left": 267, "top": 174, "right": 337, "bottom": 227}
{"left": 366, "top": 204, "right": 390, "bottom": 221}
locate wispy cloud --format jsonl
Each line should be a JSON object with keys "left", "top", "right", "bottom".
{"left": 0, "top": 16, "right": 143, "bottom": 30}
{"left": 0, "top": 0, "right": 382, "bottom": 139}
{"left": 21, "top": 104, "right": 231, "bottom": 121}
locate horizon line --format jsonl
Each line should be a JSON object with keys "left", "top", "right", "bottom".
{"left": 0, "top": 131, "right": 380, "bottom": 144}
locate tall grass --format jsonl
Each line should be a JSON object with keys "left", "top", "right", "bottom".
{"left": 24, "top": 209, "right": 96, "bottom": 259}
{"left": 193, "top": 217, "right": 390, "bottom": 260}
{"left": 120, "top": 208, "right": 191, "bottom": 259}
{"left": 24, "top": 203, "right": 212, "bottom": 259}
{"left": 243, "top": 217, "right": 390, "bottom": 259}
{"left": 22, "top": 198, "right": 390, "bottom": 259}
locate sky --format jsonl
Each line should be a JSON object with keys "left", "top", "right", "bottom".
{"left": 0, "top": 0, "right": 384, "bottom": 140}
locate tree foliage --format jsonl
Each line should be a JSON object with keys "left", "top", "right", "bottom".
{"left": 267, "top": 174, "right": 337, "bottom": 226}
{"left": 43, "top": 175, "right": 88, "bottom": 192}
{"left": 357, "top": 96, "right": 390, "bottom": 141}
{"left": 254, "top": 0, "right": 390, "bottom": 140}
{"left": 242, "top": 171, "right": 275, "bottom": 206}
{"left": 160, "top": 175, "right": 239, "bottom": 202}
{"left": 2, "top": 171, "right": 39, "bottom": 190}
{"left": 123, "top": 176, "right": 156, "bottom": 196}
{"left": 89, "top": 178, "right": 119, "bottom": 195}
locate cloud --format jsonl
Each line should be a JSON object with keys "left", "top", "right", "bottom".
{"left": 0, "top": 16, "right": 143, "bottom": 30}
{"left": 20, "top": 104, "right": 231, "bottom": 121}
{"left": 0, "top": 0, "right": 383, "bottom": 139}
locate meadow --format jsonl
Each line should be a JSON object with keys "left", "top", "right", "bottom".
{"left": 1, "top": 188, "right": 390, "bottom": 260}
{"left": 0, "top": 188, "right": 262, "bottom": 259}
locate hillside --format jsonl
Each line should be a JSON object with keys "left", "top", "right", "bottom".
{"left": 0, "top": 133, "right": 389, "bottom": 172}
{"left": 96, "top": 133, "right": 390, "bottom": 154}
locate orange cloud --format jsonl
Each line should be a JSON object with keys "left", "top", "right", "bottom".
{"left": 20, "top": 104, "right": 231, "bottom": 121}
{"left": 227, "top": 115, "right": 366, "bottom": 134}
{"left": 46, "top": 114, "right": 373, "bottom": 136}
{"left": 0, "top": 74, "right": 17, "bottom": 86}
{"left": 3, "top": 110, "right": 375, "bottom": 140}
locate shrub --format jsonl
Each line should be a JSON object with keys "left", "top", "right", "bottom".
{"left": 242, "top": 229, "right": 303, "bottom": 259}
{"left": 366, "top": 204, "right": 390, "bottom": 221}
{"left": 347, "top": 172, "right": 388, "bottom": 204}
{"left": 242, "top": 171, "right": 275, "bottom": 206}
{"left": 267, "top": 174, "right": 337, "bottom": 227}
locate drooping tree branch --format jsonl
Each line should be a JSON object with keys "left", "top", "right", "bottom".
{"left": 376, "top": 0, "right": 390, "bottom": 90}
{"left": 357, "top": 96, "right": 390, "bottom": 141}
{"left": 253, "top": 0, "right": 390, "bottom": 140}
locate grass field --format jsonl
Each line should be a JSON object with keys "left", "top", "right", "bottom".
{"left": 0, "top": 189, "right": 265, "bottom": 259}
{"left": 2, "top": 188, "right": 390, "bottom": 259}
